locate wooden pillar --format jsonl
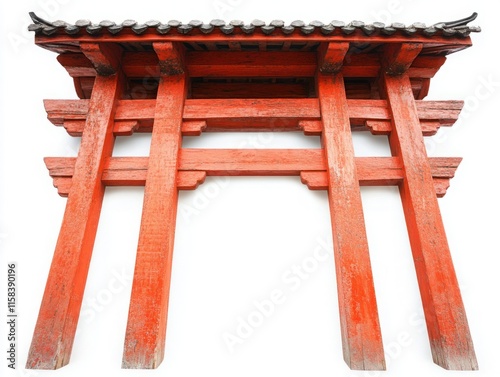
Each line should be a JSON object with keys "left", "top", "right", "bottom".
{"left": 381, "top": 46, "right": 478, "bottom": 370}
{"left": 122, "top": 42, "right": 186, "bottom": 369}
{"left": 26, "top": 44, "right": 123, "bottom": 369}
{"left": 317, "top": 43, "right": 385, "bottom": 370}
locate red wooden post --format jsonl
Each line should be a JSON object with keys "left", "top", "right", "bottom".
{"left": 381, "top": 59, "right": 478, "bottom": 370}
{"left": 122, "top": 42, "right": 186, "bottom": 369}
{"left": 27, "top": 13, "right": 480, "bottom": 370}
{"left": 26, "top": 46, "right": 123, "bottom": 369}
{"left": 318, "top": 43, "right": 385, "bottom": 370}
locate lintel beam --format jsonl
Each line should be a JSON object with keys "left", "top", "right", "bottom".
{"left": 43, "top": 98, "right": 464, "bottom": 134}
{"left": 44, "top": 153, "right": 461, "bottom": 197}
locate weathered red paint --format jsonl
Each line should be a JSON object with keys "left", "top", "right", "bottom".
{"left": 318, "top": 64, "right": 385, "bottom": 370}
{"left": 27, "top": 26, "right": 478, "bottom": 372}
{"left": 26, "top": 70, "right": 123, "bottom": 369}
{"left": 382, "top": 70, "right": 478, "bottom": 370}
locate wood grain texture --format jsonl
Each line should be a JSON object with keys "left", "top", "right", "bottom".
{"left": 122, "top": 42, "right": 187, "bottom": 369}
{"left": 318, "top": 67, "right": 385, "bottom": 370}
{"left": 58, "top": 51, "right": 446, "bottom": 81}
{"left": 382, "top": 72, "right": 478, "bottom": 370}
{"left": 26, "top": 71, "right": 123, "bottom": 369}
{"left": 318, "top": 42, "right": 349, "bottom": 74}
{"left": 44, "top": 98, "right": 464, "bottom": 134}
{"left": 80, "top": 43, "right": 122, "bottom": 76}
{"left": 44, "top": 154, "right": 461, "bottom": 197}
{"left": 383, "top": 43, "right": 423, "bottom": 75}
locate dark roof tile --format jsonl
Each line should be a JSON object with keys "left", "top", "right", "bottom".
{"left": 361, "top": 24, "right": 376, "bottom": 35}
{"left": 210, "top": 19, "right": 225, "bottom": 27}
{"left": 156, "top": 24, "right": 171, "bottom": 34}
{"left": 350, "top": 20, "right": 364, "bottom": 28}
{"left": 75, "top": 19, "right": 91, "bottom": 27}
{"left": 168, "top": 20, "right": 182, "bottom": 27}
{"left": 42, "top": 26, "right": 57, "bottom": 35}
{"left": 188, "top": 20, "right": 203, "bottom": 27}
{"left": 121, "top": 19, "right": 137, "bottom": 27}
{"left": 220, "top": 25, "right": 234, "bottom": 34}
{"left": 230, "top": 20, "right": 244, "bottom": 27}
{"left": 330, "top": 20, "right": 345, "bottom": 28}
{"left": 108, "top": 25, "right": 123, "bottom": 34}
{"left": 27, "top": 13, "right": 480, "bottom": 40}
{"left": 270, "top": 20, "right": 285, "bottom": 27}
{"left": 251, "top": 19, "right": 266, "bottom": 27}
{"left": 200, "top": 24, "right": 214, "bottom": 33}
{"left": 145, "top": 20, "right": 161, "bottom": 27}
{"left": 310, "top": 20, "right": 324, "bottom": 27}
{"left": 131, "top": 24, "right": 148, "bottom": 34}
{"left": 86, "top": 25, "right": 102, "bottom": 35}
{"left": 301, "top": 25, "right": 315, "bottom": 34}
{"left": 341, "top": 25, "right": 356, "bottom": 34}
{"left": 261, "top": 25, "right": 275, "bottom": 34}
{"left": 291, "top": 20, "right": 305, "bottom": 27}
{"left": 65, "top": 25, "right": 80, "bottom": 34}
{"left": 381, "top": 26, "right": 397, "bottom": 35}
{"left": 178, "top": 24, "right": 193, "bottom": 34}
{"left": 99, "top": 20, "right": 115, "bottom": 28}
{"left": 320, "top": 24, "right": 335, "bottom": 34}
{"left": 241, "top": 24, "right": 255, "bottom": 34}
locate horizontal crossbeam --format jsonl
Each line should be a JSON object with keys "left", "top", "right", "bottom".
{"left": 44, "top": 151, "right": 461, "bottom": 197}
{"left": 44, "top": 98, "right": 463, "bottom": 134}
{"left": 58, "top": 51, "right": 446, "bottom": 79}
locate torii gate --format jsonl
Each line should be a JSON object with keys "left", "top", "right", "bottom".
{"left": 26, "top": 12, "right": 480, "bottom": 371}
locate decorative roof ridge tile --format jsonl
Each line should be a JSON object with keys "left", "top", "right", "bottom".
{"left": 27, "top": 12, "right": 481, "bottom": 39}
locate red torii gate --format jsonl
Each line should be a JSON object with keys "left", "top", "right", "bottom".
{"left": 26, "top": 12, "right": 480, "bottom": 371}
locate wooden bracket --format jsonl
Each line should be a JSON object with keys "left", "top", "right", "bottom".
{"left": 366, "top": 120, "right": 442, "bottom": 136}
{"left": 318, "top": 42, "right": 350, "bottom": 74}
{"left": 80, "top": 43, "right": 122, "bottom": 76}
{"left": 383, "top": 43, "right": 423, "bottom": 75}
{"left": 299, "top": 120, "right": 322, "bottom": 135}
{"left": 153, "top": 42, "right": 185, "bottom": 76}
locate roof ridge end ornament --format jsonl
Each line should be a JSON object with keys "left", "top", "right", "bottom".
{"left": 434, "top": 12, "right": 478, "bottom": 29}
{"left": 29, "top": 11, "right": 56, "bottom": 27}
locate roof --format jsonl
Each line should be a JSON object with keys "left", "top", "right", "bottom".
{"left": 29, "top": 12, "right": 480, "bottom": 39}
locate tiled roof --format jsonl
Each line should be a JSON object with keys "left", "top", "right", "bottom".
{"left": 28, "top": 12, "right": 480, "bottom": 38}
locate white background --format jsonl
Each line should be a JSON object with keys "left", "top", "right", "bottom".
{"left": 1, "top": 1, "right": 499, "bottom": 376}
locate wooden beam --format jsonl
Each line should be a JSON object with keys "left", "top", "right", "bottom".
{"left": 44, "top": 98, "right": 464, "bottom": 133}
{"left": 318, "top": 42, "right": 349, "bottom": 74}
{"left": 154, "top": 42, "right": 184, "bottom": 75}
{"left": 318, "top": 72, "right": 385, "bottom": 370}
{"left": 58, "top": 51, "right": 447, "bottom": 79}
{"left": 383, "top": 43, "right": 423, "bottom": 75}
{"left": 187, "top": 51, "right": 317, "bottom": 77}
{"left": 122, "top": 42, "right": 186, "bottom": 369}
{"left": 26, "top": 73, "right": 123, "bottom": 369}
{"left": 382, "top": 72, "right": 478, "bottom": 370}
{"left": 190, "top": 82, "right": 311, "bottom": 99}
{"left": 44, "top": 154, "right": 461, "bottom": 197}
{"left": 80, "top": 43, "right": 122, "bottom": 76}
{"left": 35, "top": 31, "right": 473, "bottom": 53}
